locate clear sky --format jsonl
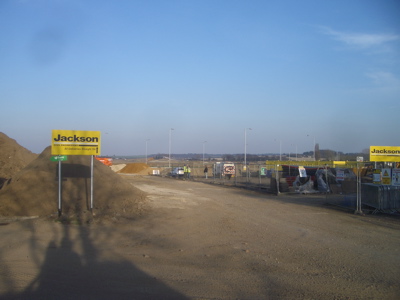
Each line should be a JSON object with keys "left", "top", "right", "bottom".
{"left": 1, "top": 0, "right": 399, "bottom": 156}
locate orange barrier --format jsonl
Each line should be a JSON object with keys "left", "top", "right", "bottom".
{"left": 95, "top": 157, "right": 113, "bottom": 166}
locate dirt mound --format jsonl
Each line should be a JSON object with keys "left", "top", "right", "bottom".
{"left": 119, "top": 163, "right": 151, "bottom": 174}
{"left": 118, "top": 163, "right": 160, "bottom": 175}
{"left": 111, "top": 164, "right": 126, "bottom": 172}
{"left": 0, "top": 146, "right": 147, "bottom": 223}
{"left": 0, "top": 132, "right": 37, "bottom": 188}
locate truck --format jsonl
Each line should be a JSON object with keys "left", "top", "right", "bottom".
{"left": 213, "top": 162, "right": 236, "bottom": 179}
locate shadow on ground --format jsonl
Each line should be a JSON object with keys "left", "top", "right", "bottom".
{"left": 1, "top": 222, "right": 188, "bottom": 300}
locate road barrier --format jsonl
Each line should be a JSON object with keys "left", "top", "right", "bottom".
{"left": 361, "top": 184, "right": 400, "bottom": 213}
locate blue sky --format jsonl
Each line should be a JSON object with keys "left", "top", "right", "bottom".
{"left": 1, "top": 0, "right": 399, "bottom": 156}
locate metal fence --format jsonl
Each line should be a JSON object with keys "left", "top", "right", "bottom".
{"left": 150, "top": 161, "right": 400, "bottom": 213}
{"left": 159, "top": 161, "right": 361, "bottom": 189}
{"left": 157, "top": 162, "right": 273, "bottom": 189}
{"left": 361, "top": 184, "right": 400, "bottom": 213}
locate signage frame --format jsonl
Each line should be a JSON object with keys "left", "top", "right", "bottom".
{"left": 392, "top": 169, "right": 400, "bottom": 186}
{"left": 51, "top": 129, "right": 101, "bottom": 216}
{"left": 370, "top": 146, "right": 400, "bottom": 162}
{"left": 382, "top": 168, "right": 392, "bottom": 185}
{"left": 51, "top": 130, "right": 101, "bottom": 156}
{"left": 50, "top": 155, "right": 68, "bottom": 162}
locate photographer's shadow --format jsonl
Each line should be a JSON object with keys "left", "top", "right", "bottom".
{"left": 19, "top": 225, "right": 187, "bottom": 300}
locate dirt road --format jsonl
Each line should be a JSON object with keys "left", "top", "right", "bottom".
{"left": 1, "top": 175, "right": 399, "bottom": 299}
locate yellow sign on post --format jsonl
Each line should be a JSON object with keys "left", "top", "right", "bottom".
{"left": 51, "top": 130, "right": 101, "bottom": 155}
{"left": 382, "top": 168, "right": 391, "bottom": 185}
{"left": 370, "top": 146, "right": 400, "bottom": 162}
{"left": 372, "top": 169, "right": 381, "bottom": 184}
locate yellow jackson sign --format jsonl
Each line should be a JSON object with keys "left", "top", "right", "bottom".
{"left": 370, "top": 146, "right": 400, "bottom": 162}
{"left": 51, "top": 130, "right": 101, "bottom": 155}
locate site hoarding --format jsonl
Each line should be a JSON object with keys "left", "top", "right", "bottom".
{"left": 336, "top": 170, "right": 345, "bottom": 181}
{"left": 51, "top": 130, "right": 101, "bottom": 155}
{"left": 392, "top": 169, "right": 400, "bottom": 186}
{"left": 370, "top": 146, "right": 400, "bottom": 162}
{"left": 298, "top": 166, "right": 307, "bottom": 178}
{"left": 372, "top": 169, "right": 381, "bottom": 184}
{"left": 382, "top": 168, "right": 392, "bottom": 185}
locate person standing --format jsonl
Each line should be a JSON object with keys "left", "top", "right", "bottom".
{"left": 187, "top": 166, "right": 191, "bottom": 179}
{"left": 183, "top": 165, "right": 188, "bottom": 179}
{"left": 204, "top": 166, "right": 208, "bottom": 179}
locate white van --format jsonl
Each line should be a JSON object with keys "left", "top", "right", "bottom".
{"left": 171, "top": 167, "right": 184, "bottom": 177}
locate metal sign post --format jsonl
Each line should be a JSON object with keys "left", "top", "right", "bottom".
{"left": 51, "top": 130, "right": 101, "bottom": 217}
{"left": 58, "top": 160, "right": 62, "bottom": 216}
{"left": 355, "top": 163, "right": 363, "bottom": 215}
{"left": 50, "top": 155, "right": 68, "bottom": 216}
{"left": 276, "top": 165, "right": 280, "bottom": 195}
{"left": 90, "top": 155, "right": 94, "bottom": 211}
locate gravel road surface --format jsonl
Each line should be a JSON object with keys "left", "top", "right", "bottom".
{"left": 1, "top": 175, "right": 399, "bottom": 299}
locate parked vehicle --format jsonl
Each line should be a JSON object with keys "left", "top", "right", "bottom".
{"left": 171, "top": 167, "right": 184, "bottom": 177}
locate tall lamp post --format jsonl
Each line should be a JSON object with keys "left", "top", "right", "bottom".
{"left": 244, "top": 128, "right": 252, "bottom": 167}
{"left": 145, "top": 139, "right": 150, "bottom": 164}
{"left": 202, "top": 141, "right": 207, "bottom": 164}
{"left": 169, "top": 128, "right": 174, "bottom": 168}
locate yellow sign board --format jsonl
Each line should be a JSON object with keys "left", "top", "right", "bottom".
{"left": 370, "top": 146, "right": 400, "bottom": 162}
{"left": 51, "top": 130, "right": 101, "bottom": 155}
{"left": 382, "top": 168, "right": 391, "bottom": 185}
{"left": 372, "top": 169, "right": 381, "bottom": 184}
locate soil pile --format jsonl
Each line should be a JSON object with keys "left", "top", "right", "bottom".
{"left": 0, "top": 132, "right": 37, "bottom": 188}
{"left": 0, "top": 146, "right": 147, "bottom": 223}
{"left": 118, "top": 163, "right": 157, "bottom": 175}
{"left": 110, "top": 164, "right": 126, "bottom": 172}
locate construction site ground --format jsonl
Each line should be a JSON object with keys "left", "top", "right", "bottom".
{"left": 1, "top": 175, "right": 400, "bottom": 299}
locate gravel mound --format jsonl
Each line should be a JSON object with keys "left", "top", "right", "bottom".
{"left": 118, "top": 163, "right": 158, "bottom": 175}
{"left": 110, "top": 164, "right": 126, "bottom": 172}
{"left": 0, "top": 132, "right": 37, "bottom": 188}
{"left": 0, "top": 146, "right": 147, "bottom": 223}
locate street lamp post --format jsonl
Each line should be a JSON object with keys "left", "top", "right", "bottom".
{"left": 169, "top": 128, "right": 174, "bottom": 168}
{"left": 202, "top": 141, "right": 207, "bottom": 164}
{"left": 145, "top": 139, "right": 150, "bottom": 164}
{"left": 244, "top": 128, "right": 252, "bottom": 167}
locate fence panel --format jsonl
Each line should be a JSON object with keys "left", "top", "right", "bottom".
{"left": 153, "top": 161, "right": 400, "bottom": 212}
